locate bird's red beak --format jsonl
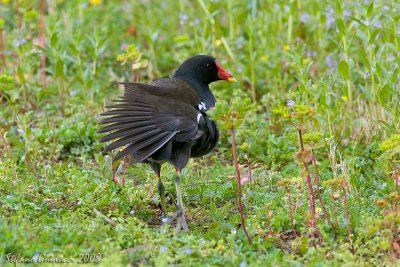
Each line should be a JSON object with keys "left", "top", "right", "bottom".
{"left": 215, "top": 60, "right": 237, "bottom": 82}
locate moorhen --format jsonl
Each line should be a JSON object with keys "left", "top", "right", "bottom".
{"left": 98, "top": 55, "right": 236, "bottom": 231}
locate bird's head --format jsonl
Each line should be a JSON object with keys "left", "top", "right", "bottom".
{"left": 173, "top": 55, "right": 236, "bottom": 85}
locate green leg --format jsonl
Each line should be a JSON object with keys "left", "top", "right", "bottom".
{"left": 174, "top": 170, "right": 188, "bottom": 232}
{"left": 157, "top": 175, "right": 167, "bottom": 219}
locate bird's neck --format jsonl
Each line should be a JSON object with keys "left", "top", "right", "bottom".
{"left": 173, "top": 75, "right": 216, "bottom": 109}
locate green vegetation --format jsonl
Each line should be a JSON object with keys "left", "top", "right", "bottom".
{"left": 1, "top": 0, "right": 400, "bottom": 265}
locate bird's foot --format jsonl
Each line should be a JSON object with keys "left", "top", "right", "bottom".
{"left": 166, "top": 211, "right": 189, "bottom": 232}
{"left": 175, "top": 211, "right": 189, "bottom": 233}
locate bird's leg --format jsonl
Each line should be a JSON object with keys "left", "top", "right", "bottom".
{"left": 173, "top": 169, "right": 189, "bottom": 232}
{"left": 157, "top": 173, "right": 168, "bottom": 220}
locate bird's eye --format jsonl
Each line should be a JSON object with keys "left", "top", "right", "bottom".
{"left": 206, "top": 63, "right": 211, "bottom": 68}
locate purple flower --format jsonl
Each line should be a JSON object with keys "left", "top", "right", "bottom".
{"left": 189, "top": 18, "right": 199, "bottom": 27}
{"left": 287, "top": 100, "right": 295, "bottom": 107}
{"left": 151, "top": 32, "right": 158, "bottom": 41}
{"left": 179, "top": 13, "right": 188, "bottom": 26}
{"left": 374, "top": 21, "right": 382, "bottom": 29}
{"left": 382, "top": 5, "right": 389, "bottom": 11}
{"left": 120, "top": 43, "right": 127, "bottom": 50}
{"left": 326, "top": 17, "right": 335, "bottom": 28}
{"left": 301, "top": 13, "right": 310, "bottom": 23}
{"left": 12, "top": 38, "right": 26, "bottom": 48}
{"left": 237, "top": 37, "right": 244, "bottom": 49}
{"left": 325, "top": 8, "right": 335, "bottom": 28}
{"left": 325, "top": 55, "right": 337, "bottom": 69}
{"left": 306, "top": 50, "right": 317, "bottom": 58}
{"left": 185, "top": 248, "right": 192, "bottom": 254}
{"left": 366, "top": 44, "right": 376, "bottom": 51}
{"left": 161, "top": 217, "right": 169, "bottom": 223}
{"left": 160, "top": 246, "right": 167, "bottom": 253}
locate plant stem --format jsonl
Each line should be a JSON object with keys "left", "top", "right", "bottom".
{"left": 312, "top": 148, "right": 335, "bottom": 234}
{"left": 230, "top": 125, "right": 252, "bottom": 243}
{"left": 287, "top": 188, "right": 295, "bottom": 233}
{"left": 393, "top": 162, "right": 399, "bottom": 192}
{"left": 39, "top": 0, "right": 47, "bottom": 88}
{"left": 247, "top": 23, "right": 256, "bottom": 102}
{"left": 265, "top": 205, "right": 273, "bottom": 236}
{"left": 393, "top": 212, "right": 399, "bottom": 259}
{"left": 0, "top": 29, "right": 5, "bottom": 72}
{"left": 330, "top": 191, "right": 339, "bottom": 227}
{"left": 16, "top": 0, "right": 22, "bottom": 30}
{"left": 298, "top": 129, "right": 320, "bottom": 242}
{"left": 392, "top": 162, "right": 399, "bottom": 259}
{"left": 342, "top": 187, "right": 354, "bottom": 254}
{"left": 287, "top": 12, "right": 292, "bottom": 45}
{"left": 227, "top": 0, "right": 234, "bottom": 40}
{"left": 122, "top": 157, "right": 126, "bottom": 186}
{"left": 59, "top": 79, "right": 65, "bottom": 117}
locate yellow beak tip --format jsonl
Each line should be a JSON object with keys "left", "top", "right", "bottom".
{"left": 227, "top": 77, "right": 237, "bottom": 83}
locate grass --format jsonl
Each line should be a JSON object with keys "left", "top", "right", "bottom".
{"left": 1, "top": 0, "right": 400, "bottom": 265}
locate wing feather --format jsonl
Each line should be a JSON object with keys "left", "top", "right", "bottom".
{"left": 98, "top": 82, "right": 199, "bottom": 162}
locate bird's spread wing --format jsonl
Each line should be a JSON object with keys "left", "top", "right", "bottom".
{"left": 98, "top": 82, "right": 199, "bottom": 162}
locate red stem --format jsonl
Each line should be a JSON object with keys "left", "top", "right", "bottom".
{"left": 312, "top": 148, "right": 335, "bottom": 234}
{"left": 122, "top": 157, "right": 126, "bottom": 185}
{"left": 299, "top": 130, "right": 320, "bottom": 242}
{"left": 231, "top": 125, "right": 252, "bottom": 243}
{"left": 393, "top": 216, "right": 399, "bottom": 259}
{"left": 392, "top": 162, "right": 399, "bottom": 259}
{"left": 393, "top": 162, "right": 399, "bottom": 192}
{"left": 342, "top": 188, "right": 354, "bottom": 254}
{"left": 39, "top": 0, "right": 47, "bottom": 88}
{"left": 135, "top": 70, "right": 139, "bottom": 82}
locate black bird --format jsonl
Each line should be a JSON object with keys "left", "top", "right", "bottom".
{"left": 98, "top": 55, "right": 236, "bottom": 231}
